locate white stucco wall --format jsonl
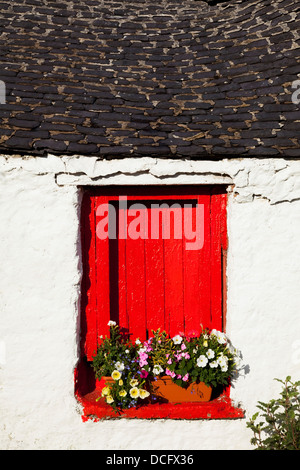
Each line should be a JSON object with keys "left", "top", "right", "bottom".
{"left": 0, "top": 155, "right": 299, "bottom": 450}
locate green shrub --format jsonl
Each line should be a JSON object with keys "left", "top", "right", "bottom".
{"left": 247, "top": 376, "right": 300, "bottom": 450}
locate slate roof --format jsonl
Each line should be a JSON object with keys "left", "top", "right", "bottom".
{"left": 0, "top": 0, "right": 300, "bottom": 158}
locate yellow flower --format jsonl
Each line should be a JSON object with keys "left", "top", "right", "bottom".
{"left": 119, "top": 389, "right": 127, "bottom": 397}
{"left": 129, "top": 387, "right": 140, "bottom": 398}
{"left": 106, "top": 396, "right": 114, "bottom": 404}
{"left": 118, "top": 379, "right": 123, "bottom": 386}
{"left": 111, "top": 370, "right": 122, "bottom": 381}
{"left": 139, "top": 389, "right": 150, "bottom": 399}
{"left": 101, "top": 386, "right": 110, "bottom": 397}
{"left": 203, "top": 340, "right": 208, "bottom": 347}
{"left": 130, "top": 378, "right": 139, "bottom": 387}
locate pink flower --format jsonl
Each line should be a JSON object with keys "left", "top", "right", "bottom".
{"left": 139, "top": 359, "right": 148, "bottom": 367}
{"left": 183, "top": 352, "right": 190, "bottom": 359}
{"left": 177, "top": 375, "right": 182, "bottom": 379}
{"left": 167, "top": 358, "right": 172, "bottom": 364}
{"left": 139, "top": 351, "right": 148, "bottom": 360}
{"left": 138, "top": 352, "right": 148, "bottom": 367}
{"left": 140, "top": 369, "right": 148, "bottom": 378}
{"left": 182, "top": 373, "right": 189, "bottom": 382}
{"left": 166, "top": 368, "right": 176, "bottom": 378}
{"left": 181, "top": 343, "right": 186, "bottom": 351}
{"left": 175, "top": 352, "right": 182, "bottom": 361}
{"left": 143, "top": 340, "right": 153, "bottom": 352}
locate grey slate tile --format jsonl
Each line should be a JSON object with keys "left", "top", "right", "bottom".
{"left": 0, "top": 0, "right": 299, "bottom": 158}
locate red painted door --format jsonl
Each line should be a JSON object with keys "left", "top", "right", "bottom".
{"left": 81, "top": 186, "right": 227, "bottom": 361}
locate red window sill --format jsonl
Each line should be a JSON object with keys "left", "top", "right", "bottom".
{"left": 74, "top": 361, "right": 244, "bottom": 421}
{"left": 76, "top": 389, "right": 244, "bottom": 421}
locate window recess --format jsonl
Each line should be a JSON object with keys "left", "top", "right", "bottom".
{"left": 75, "top": 185, "right": 244, "bottom": 420}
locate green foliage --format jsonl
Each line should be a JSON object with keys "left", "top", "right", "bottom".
{"left": 147, "top": 328, "right": 175, "bottom": 369}
{"left": 91, "top": 322, "right": 139, "bottom": 380}
{"left": 247, "top": 376, "right": 300, "bottom": 450}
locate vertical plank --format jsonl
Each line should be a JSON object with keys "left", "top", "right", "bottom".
{"left": 145, "top": 205, "right": 166, "bottom": 337}
{"left": 108, "top": 202, "right": 119, "bottom": 326}
{"left": 163, "top": 205, "right": 184, "bottom": 337}
{"left": 118, "top": 204, "right": 128, "bottom": 335}
{"left": 220, "top": 192, "right": 228, "bottom": 252}
{"left": 182, "top": 203, "right": 200, "bottom": 336}
{"left": 84, "top": 194, "right": 98, "bottom": 360}
{"left": 198, "top": 194, "right": 212, "bottom": 332}
{"left": 95, "top": 195, "right": 111, "bottom": 341}
{"left": 220, "top": 192, "right": 228, "bottom": 332}
{"left": 210, "top": 190, "right": 223, "bottom": 332}
{"left": 125, "top": 202, "right": 147, "bottom": 341}
{"left": 80, "top": 191, "right": 90, "bottom": 359}
{"left": 183, "top": 195, "right": 211, "bottom": 335}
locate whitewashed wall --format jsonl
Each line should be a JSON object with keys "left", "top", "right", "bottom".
{"left": 0, "top": 155, "right": 299, "bottom": 450}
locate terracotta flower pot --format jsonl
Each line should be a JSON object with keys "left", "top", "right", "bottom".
{"left": 103, "top": 376, "right": 114, "bottom": 386}
{"left": 102, "top": 376, "right": 116, "bottom": 389}
{"left": 150, "top": 376, "right": 212, "bottom": 402}
{"left": 96, "top": 376, "right": 114, "bottom": 390}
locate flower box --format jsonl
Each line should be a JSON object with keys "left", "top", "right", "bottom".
{"left": 150, "top": 376, "right": 212, "bottom": 403}
{"left": 91, "top": 321, "right": 243, "bottom": 413}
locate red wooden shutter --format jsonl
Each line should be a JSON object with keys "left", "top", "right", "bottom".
{"left": 81, "top": 186, "right": 227, "bottom": 361}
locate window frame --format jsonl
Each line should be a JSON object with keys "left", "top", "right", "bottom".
{"left": 75, "top": 185, "right": 244, "bottom": 420}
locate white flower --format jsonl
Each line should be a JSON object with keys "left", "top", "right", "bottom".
{"left": 130, "top": 379, "right": 139, "bottom": 387}
{"left": 209, "top": 360, "right": 218, "bottom": 368}
{"left": 125, "top": 349, "right": 129, "bottom": 354}
{"left": 172, "top": 335, "right": 183, "bottom": 344}
{"left": 206, "top": 349, "right": 215, "bottom": 359}
{"left": 135, "top": 339, "right": 141, "bottom": 345}
{"left": 211, "top": 329, "right": 227, "bottom": 345}
{"left": 114, "top": 361, "right": 125, "bottom": 371}
{"left": 217, "top": 355, "right": 228, "bottom": 372}
{"left": 196, "top": 355, "right": 208, "bottom": 367}
{"left": 153, "top": 364, "right": 164, "bottom": 375}
{"left": 129, "top": 387, "right": 140, "bottom": 398}
{"left": 217, "top": 355, "right": 228, "bottom": 369}
{"left": 107, "top": 320, "right": 116, "bottom": 327}
{"left": 111, "top": 370, "right": 122, "bottom": 381}
{"left": 139, "top": 389, "right": 150, "bottom": 399}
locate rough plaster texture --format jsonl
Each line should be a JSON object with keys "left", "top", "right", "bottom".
{"left": 0, "top": 155, "right": 300, "bottom": 450}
